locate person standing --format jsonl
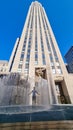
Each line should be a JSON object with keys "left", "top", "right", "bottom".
{"left": 28, "top": 87, "right": 40, "bottom": 104}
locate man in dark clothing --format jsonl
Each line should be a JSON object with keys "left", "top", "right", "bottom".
{"left": 28, "top": 87, "right": 40, "bottom": 104}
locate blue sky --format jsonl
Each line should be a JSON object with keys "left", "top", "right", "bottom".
{"left": 0, "top": 0, "right": 73, "bottom": 62}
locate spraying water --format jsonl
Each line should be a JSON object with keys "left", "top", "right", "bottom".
{"left": 0, "top": 73, "right": 30, "bottom": 106}
{"left": 0, "top": 73, "right": 50, "bottom": 106}
{"left": 35, "top": 76, "right": 50, "bottom": 105}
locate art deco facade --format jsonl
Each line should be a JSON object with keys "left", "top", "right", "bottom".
{"left": 8, "top": 1, "right": 73, "bottom": 105}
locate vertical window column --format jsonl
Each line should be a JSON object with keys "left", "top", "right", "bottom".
{"left": 42, "top": 9, "right": 62, "bottom": 74}
{"left": 38, "top": 9, "right": 46, "bottom": 65}
{"left": 40, "top": 9, "right": 56, "bottom": 74}
{"left": 49, "top": 34, "right": 62, "bottom": 74}
{"left": 17, "top": 10, "right": 32, "bottom": 73}
{"left": 18, "top": 27, "right": 29, "bottom": 73}
{"left": 35, "top": 7, "right": 38, "bottom": 65}
{"left": 24, "top": 8, "right": 34, "bottom": 76}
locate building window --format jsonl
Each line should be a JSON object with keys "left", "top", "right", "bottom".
{"left": 38, "top": 11, "right": 46, "bottom": 65}
{"left": 20, "top": 58, "right": 24, "bottom": 61}
{"left": 18, "top": 64, "right": 22, "bottom": 69}
{"left": 51, "top": 66, "right": 55, "bottom": 69}
{"left": 52, "top": 69, "right": 56, "bottom": 74}
{"left": 49, "top": 54, "right": 53, "bottom": 62}
{"left": 35, "top": 61, "right": 38, "bottom": 65}
{"left": 21, "top": 53, "right": 24, "bottom": 59}
{"left": 50, "top": 62, "right": 54, "bottom": 66}
{"left": 55, "top": 57, "right": 59, "bottom": 62}
{"left": 17, "top": 69, "right": 22, "bottom": 73}
{"left": 35, "top": 53, "right": 38, "bottom": 59}
{"left": 25, "top": 63, "right": 29, "bottom": 69}
{"left": 57, "top": 68, "right": 62, "bottom": 74}
{"left": 24, "top": 69, "right": 29, "bottom": 75}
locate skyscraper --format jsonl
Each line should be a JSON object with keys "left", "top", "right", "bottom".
{"left": 8, "top": 1, "right": 73, "bottom": 105}
{"left": 65, "top": 46, "right": 73, "bottom": 73}
{"left": 1, "top": 1, "right": 73, "bottom": 129}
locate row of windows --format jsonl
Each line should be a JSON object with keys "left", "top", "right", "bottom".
{"left": 18, "top": 12, "right": 32, "bottom": 72}
{"left": 24, "top": 12, "right": 34, "bottom": 75}
{"left": 25, "top": 29, "right": 32, "bottom": 69}
{"left": 18, "top": 8, "right": 34, "bottom": 73}
{"left": 41, "top": 9, "right": 55, "bottom": 67}
{"left": 20, "top": 29, "right": 28, "bottom": 63}
{"left": 27, "top": 7, "right": 33, "bottom": 28}
{"left": 35, "top": 9, "right": 38, "bottom": 65}
{"left": 30, "top": 8, "right": 34, "bottom": 29}
{"left": 38, "top": 10, "right": 46, "bottom": 65}
{"left": 40, "top": 9, "right": 55, "bottom": 68}
{"left": 42, "top": 11, "right": 59, "bottom": 63}
{"left": 41, "top": 9, "right": 62, "bottom": 74}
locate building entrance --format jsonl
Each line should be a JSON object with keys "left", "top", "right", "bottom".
{"left": 55, "top": 82, "right": 68, "bottom": 104}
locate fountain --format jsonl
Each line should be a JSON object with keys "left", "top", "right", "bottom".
{"left": 0, "top": 73, "right": 73, "bottom": 130}
{"left": 0, "top": 71, "right": 50, "bottom": 106}
{"left": 35, "top": 76, "right": 50, "bottom": 105}
{"left": 0, "top": 73, "right": 30, "bottom": 106}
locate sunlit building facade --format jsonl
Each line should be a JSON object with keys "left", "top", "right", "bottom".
{"left": 8, "top": 1, "right": 73, "bottom": 105}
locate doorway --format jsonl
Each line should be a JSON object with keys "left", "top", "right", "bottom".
{"left": 55, "top": 82, "right": 68, "bottom": 104}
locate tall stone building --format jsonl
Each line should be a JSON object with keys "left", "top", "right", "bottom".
{"left": 0, "top": 1, "right": 73, "bottom": 129}
{"left": 8, "top": 1, "right": 73, "bottom": 105}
